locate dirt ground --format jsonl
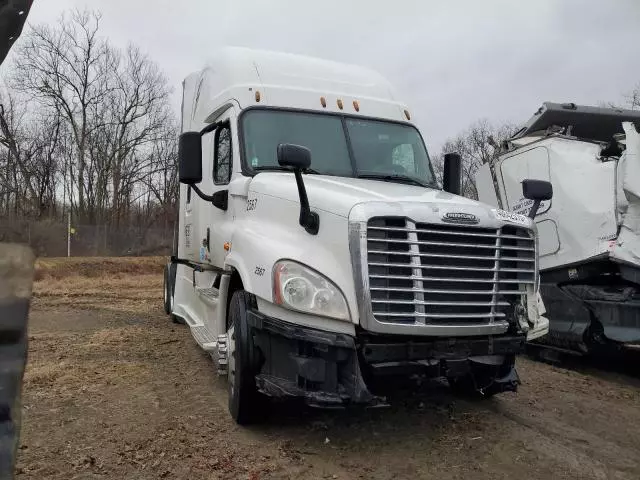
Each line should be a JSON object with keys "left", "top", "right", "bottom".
{"left": 15, "top": 258, "right": 640, "bottom": 479}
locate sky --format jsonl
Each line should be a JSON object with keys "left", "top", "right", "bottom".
{"left": 13, "top": 0, "right": 640, "bottom": 152}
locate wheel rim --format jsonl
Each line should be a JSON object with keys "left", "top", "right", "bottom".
{"left": 227, "top": 324, "right": 236, "bottom": 396}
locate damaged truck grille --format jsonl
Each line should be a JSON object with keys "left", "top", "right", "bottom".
{"left": 366, "top": 217, "right": 535, "bottom": 326}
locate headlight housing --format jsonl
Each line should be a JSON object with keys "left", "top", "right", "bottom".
{"left": 273, "top": 260, "right": 350, "bottom": 321}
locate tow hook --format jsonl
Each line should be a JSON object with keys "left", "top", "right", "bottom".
{"left": 515, "top": 303, "right": 529, "bottom": 332}
{"left": 217, "top": 334, "right": 229, "bottom": 375}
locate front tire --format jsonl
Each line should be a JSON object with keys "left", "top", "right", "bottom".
{"left": 227, "top": 290, "right": 264, "bottom": 425}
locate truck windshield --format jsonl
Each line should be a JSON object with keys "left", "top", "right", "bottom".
{"left": 241, "top": 109, "right": 437, "bottom": 187}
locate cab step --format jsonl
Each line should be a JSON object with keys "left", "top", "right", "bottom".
{"left": 196, "top": 287, "right": 219, "bottom": 306}
{"left": 190, "top": 325, "right": 217, "bottom": 352}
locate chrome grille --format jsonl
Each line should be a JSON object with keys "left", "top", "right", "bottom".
{"left": 366, "top": 217, "right": 535, "bottom": 325}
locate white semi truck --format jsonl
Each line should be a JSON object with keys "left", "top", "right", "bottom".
{"left": 163, "top": 47, "right": 551, "bottom": 424}
{"left": 476, "top": 102, "right": 640, "bottom": 355}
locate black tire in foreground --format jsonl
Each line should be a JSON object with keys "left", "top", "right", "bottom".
{"left": 227, "top": 290, "right": 265, "bottom": 425}
{"left": 0, "top": 245, "right": 34, "bottom": 478}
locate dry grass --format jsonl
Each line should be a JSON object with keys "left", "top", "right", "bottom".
{"left": 24, "top": 361, "right": 74, "bottom": 387}
{"left": 34, "top": 256, "right": 165, "bottom": 281}
{"left": 19, "top": 256, "right": 640, "bottom": 480}
{"left": 34, "top": 273, "right": 162, "bottom": 296}
{"left": 32, "top": 274, "right": 161, "bottom": 314}
{"left": 32, "top": 257, "right": 165, "bottom": 314}
{"left": 84, "top": 325, "right": 147, "bottom": 347}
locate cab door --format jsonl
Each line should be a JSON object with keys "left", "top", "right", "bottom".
{"left": 180, "top": 183, "right": 196, "bottom": 260}
{"left": 500, "top": 146, "right": 560, "bottom": 258}
{"left": 197, "top": 107, "right": 237, "bottom": 270}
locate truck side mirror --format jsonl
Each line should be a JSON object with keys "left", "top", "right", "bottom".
{"left": 277, "top": 143, "right": 319, "bottom": 235}
{"left": 522, "top": 179, "right": 553, "bottom": 219}
{"left": 178, "top": 132, "right": 203, "bottom": 184}
{"left": 443, "top": 152, "right": 462, "bottom": 195}
{"left": 277, "top": 143, "right": 311, "bottom": 169}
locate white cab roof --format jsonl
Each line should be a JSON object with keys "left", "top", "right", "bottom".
{"left": 182, "top": 46, "right": 411, "bottom": 130}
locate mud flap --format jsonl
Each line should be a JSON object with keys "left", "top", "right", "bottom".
{"left": 469, "top": 355, "right": 520, "bottom": 394}
{"left": 491, "top": 365, "right": 520, "bottom": 393}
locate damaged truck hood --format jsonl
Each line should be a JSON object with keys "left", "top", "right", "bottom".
{"left": 249, "top": 172, "right": 487, "bottom": 218}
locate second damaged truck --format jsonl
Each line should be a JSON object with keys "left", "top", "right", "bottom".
{"left": 164, "top": 47, "right": 551, "bottom": 423}
{"left": 476, "top": 102, "right": 640, "bottom": 355}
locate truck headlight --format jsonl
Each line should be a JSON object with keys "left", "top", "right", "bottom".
{"left": 273, "top": 260, "right": 350, "bottom": 321}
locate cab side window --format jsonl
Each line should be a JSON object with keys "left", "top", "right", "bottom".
{"left": 214, "top": 123, "right": 232, "bottom": 185}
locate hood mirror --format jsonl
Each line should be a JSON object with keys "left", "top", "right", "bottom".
{"left": 277, "top": 143, "right": 311, "bottom": 170}
{"left": 442, "top": 152, "right": 462, "bottom": 195}
{"left": 277, "top": 143, "right": 319, "bottom": 235}
{"left": 522, "top": 179, "right": 553, "bottom": 218}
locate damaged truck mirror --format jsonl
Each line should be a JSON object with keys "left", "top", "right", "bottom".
{"left": 442, "top": 152, "right": 462, "bottom": 195}
{"left": 522, "top": 179, "right": 553, "bottom": 219}
{"left": 277, "top": 143, "right": 319, "bottom": 235}
{"left": 178, "top": 132, "right": 203, "bottom": 185}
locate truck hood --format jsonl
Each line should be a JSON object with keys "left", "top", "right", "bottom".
{"left": 249, "top": 172, "right": 487, "bottom": 217}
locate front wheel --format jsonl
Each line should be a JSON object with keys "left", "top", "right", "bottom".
{"left": 227, "top": 290, "right": 265, "bottom": 425}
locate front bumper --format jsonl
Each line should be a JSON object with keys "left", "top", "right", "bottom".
{"left": 247, "top": 308, "right": 526, "bottom": 407}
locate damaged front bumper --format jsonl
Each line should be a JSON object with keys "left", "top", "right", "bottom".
{"left": 247, "top": 308, "right": 526, "bottom": 407}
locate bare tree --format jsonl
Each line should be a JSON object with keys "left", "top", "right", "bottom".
{"left": 0, "top": 88, "right": 65, "bottom": 217}
{"left": 432, "top": 120, "right": 516, "bottom": 199}
{"left": 5, "top": 8, "right": 176, "bottom": 220}
{"left": 624, "top": 83, "right": 640, "bottom": 110}
{"left": 603, "top": 83, "right": 640, "bottom": 111}
{"left": 11, "top": 9, "right": 114, "bottom": 221}
{"left": 23, "top": 109, "right": 63, "bottom": 217}
{"left": 144, "top": 120, "right": 180, "bottom": 226}
{"left": 0, "top": 90, "right": 25, "bottom": 204}
{"left": 101, "top": 45, "right": 173, "bottom": 226}
{"left": 0, "top": 7, "right": 180, "bottom": 254}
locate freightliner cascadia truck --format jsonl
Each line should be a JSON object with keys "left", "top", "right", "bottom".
{"left": 163, "top": 47, "right": 552, "bottom": 423}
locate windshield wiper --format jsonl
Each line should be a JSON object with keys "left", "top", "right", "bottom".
{"left": 357, "top": 173, "right": 430, "bottom": 188}
{"left": 253, "top": 166, "right": 322, "bottom": 174}
{"left": 253, "top": 165, "right": 289, "bottom": 172}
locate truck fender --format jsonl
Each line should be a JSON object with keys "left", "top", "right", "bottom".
{"left": 224, "top": 252, "right": 253, "bottom": 295}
